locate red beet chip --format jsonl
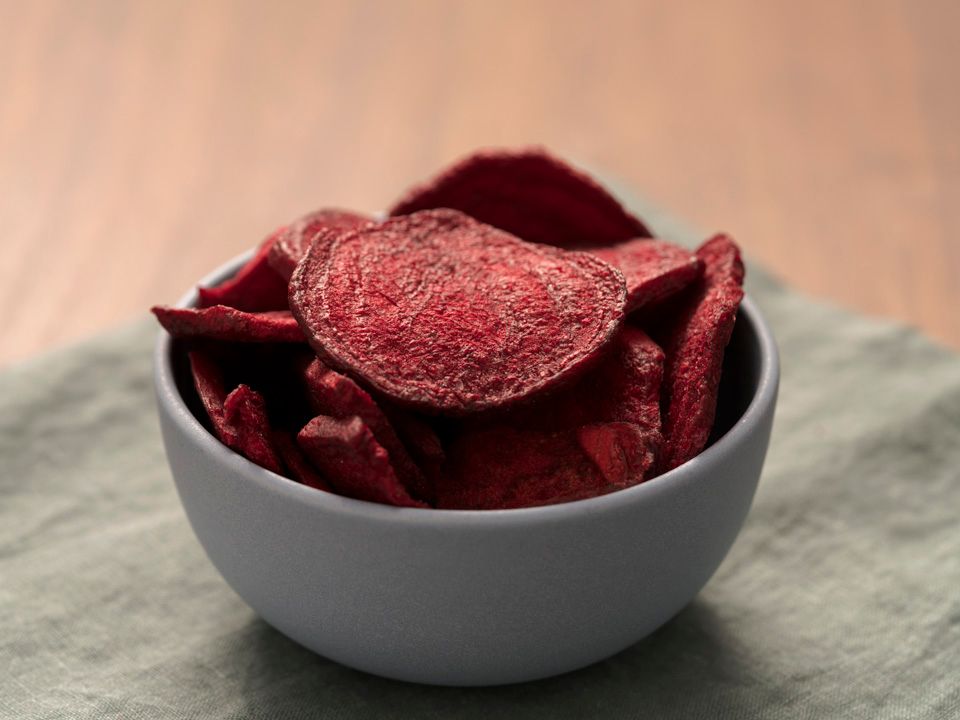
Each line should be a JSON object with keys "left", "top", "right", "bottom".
{"left": 383, "top": 408, "right": 446, "bottom": 489}
{"left": 152, "top": 305, "right": 305, "bottom": 343}
{"left": 188, "top": 349, "right": 237, "bottom": 446}
{"left": 509, "top": 326, "right": 664, "bottom": 471}
{"left": 301, "top": 358, "right": 431, "bottom": 502}
{"left": 577, "top": 422, "right": 656, "bottom": 487}
{"left": 656, "top": 234, "right": 745, "bottom": 472}
{"left": 602, "top": 328, "right": 665, "bottom": 438}
{"left": 273, "top": 431, "right": 333, "bottom": 492}
{"left": 565, "top": 326, "right": 664, "bottom": 431}
{"left": 289, "top": 209, "right": 627, "bottom": 415}
{"left": 390, "top": 148, "right": 651, "bottom": 248}
{"left": 588, "top": 239, "right": 704, "bottom": 313}
{"left": 197, "top": 233, "right": 289, "bottom": 312}
{"left": 223, "top": 384, "right": 285, "bottom": 475}
{"left": 297, "top": 415, "right": 427, "bottom": 508}
{"left": 267, "top": 208, "right": 373, "bottom": 280}
{"left": 437, "top": 423, "right": 647, "bottom": 510}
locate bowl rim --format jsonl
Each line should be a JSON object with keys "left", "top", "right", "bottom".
{"left": 155, "top": 248, "right": 779, "bottom": 527}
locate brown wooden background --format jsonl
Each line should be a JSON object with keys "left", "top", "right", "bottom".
{"left": 2, "top": 0, "right": 958, "bottom": 367}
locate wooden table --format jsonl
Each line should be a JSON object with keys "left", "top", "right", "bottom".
{"left": 2, "top": 0, "right": 958, "bottom": 367}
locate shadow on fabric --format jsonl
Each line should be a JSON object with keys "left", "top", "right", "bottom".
{"left": 230, "top": 600, "right": 775, "bottom": 719}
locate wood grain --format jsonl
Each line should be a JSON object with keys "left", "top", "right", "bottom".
{"left": 1, "top": 0, "right": 958, "bottom": 367}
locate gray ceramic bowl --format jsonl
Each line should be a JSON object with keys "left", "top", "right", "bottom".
{"left": 155, "top": 249, "right": 779, "bottom": 687}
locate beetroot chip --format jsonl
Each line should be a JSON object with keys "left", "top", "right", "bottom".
{"left": 297, "top": 415, "right": 426, "bottom": 508}
{"left": 223, "top": 384, "right": 284, "bottom": 474}
{"left": 301, "top": 358, "right": 431, "bottom": 502}
{"left": 267, "top": 208, "right": 373, "bottom": 280}
{"left": 601, "top": 328, "right": 665, "bottom": 438}
{"left": 588, "top": 238, "right": 703, "bottom": 313}
{"left": 289, "top": 209, "right": 627, "bottom": 415}
{"left": 383, "top": 408, "right": 445, "bottom": 488}
{"left": 152, "top": 305, "right": 305, "bottom": 343}
{"left": 273, "top": 430, "right": 333, "bottom": 491}
{"left": 577, "top": 422, "right": 656, "bottom": 486}
{"left": 390, "top": 148, "right": 651, "bottom": 248}
{"left": 197, "top": 233, "right": 289, "bottom": 311}
{"left": 437, "top": 423, "right": 647, "bottom": 510}
{"left": 655, "top": 234, "right": 745, "bottom": 472}
{"left": 188, "top": 349, "right": 237, "bottom": 446}
{"left": 504, "top": 326, "right": 665, "bottom": 476}
{"left": 532, "top": 326, "right": 664, "bottom": 430}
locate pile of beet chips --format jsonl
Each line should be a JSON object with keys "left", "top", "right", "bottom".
{"left": 153, "top": 148, "right": 744, "bottom": 509}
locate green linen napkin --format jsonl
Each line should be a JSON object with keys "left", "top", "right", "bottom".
{"left": 2, "top": 199, "right": 958, "bottom": 719}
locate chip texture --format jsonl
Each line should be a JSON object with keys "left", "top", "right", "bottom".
{"left": 273, "top": 431, "right": 333, "bottom": 491}
{"left": 197, "top": 234, "right": 289, "bottom": 311}
{"left": 390, "top": 148, "right": 651, "bottom": 247}
{"left": 301, "top": 358, "right": 430, "bottom": 501}
{"left": 656, "top": 234, "right": 745, "bottom": 472}
{"left": 298, "top": 415, "right": 426, "bottom": 507}
{"left": 465, "top": 325, "right": 665, "bottom": 483}
{"left": 516, "top": 326, "right": 664, "bottom": 431}
{"left": 188, "top": 349, "right": 236, "bottom": 445}
{"left": 437, "top": 423, "right": 647, "bottom": 510}
{"left": 152, "top": 305, "right": 305, "bottom": 343}
{"left": 223, "top": 384, "right": 284, "bottom": 474}
{"left": 267, "top": 209, "right": 372, "bottom": 280}
{"left": 289, "top": 209, "right": 627, "bottom": 414}
{"left": 588, "top": 239, "right": 703, "bottom": 313}
{"left": 384, "top": 407, "right": 445, "bottom": 492}
{"left": 577, "top": 422, "right": 656, "bottom": 487}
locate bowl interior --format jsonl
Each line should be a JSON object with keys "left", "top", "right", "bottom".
{"left": 710, "top": 309, "right": 763, "bottom": 445}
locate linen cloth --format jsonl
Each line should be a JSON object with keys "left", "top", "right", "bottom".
{"left": 2, "top": 200, "right": 958, "bottom": 718}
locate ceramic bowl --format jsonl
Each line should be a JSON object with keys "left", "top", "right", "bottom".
{"left": 154, "top": 250, "right": 779, "bottom": 686}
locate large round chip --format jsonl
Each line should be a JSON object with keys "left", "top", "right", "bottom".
{"left": 389, "top": 148, "right": 652, "bottom": 247}
{"left": 289, "top": 209, "right": 627, "bottom": 415}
